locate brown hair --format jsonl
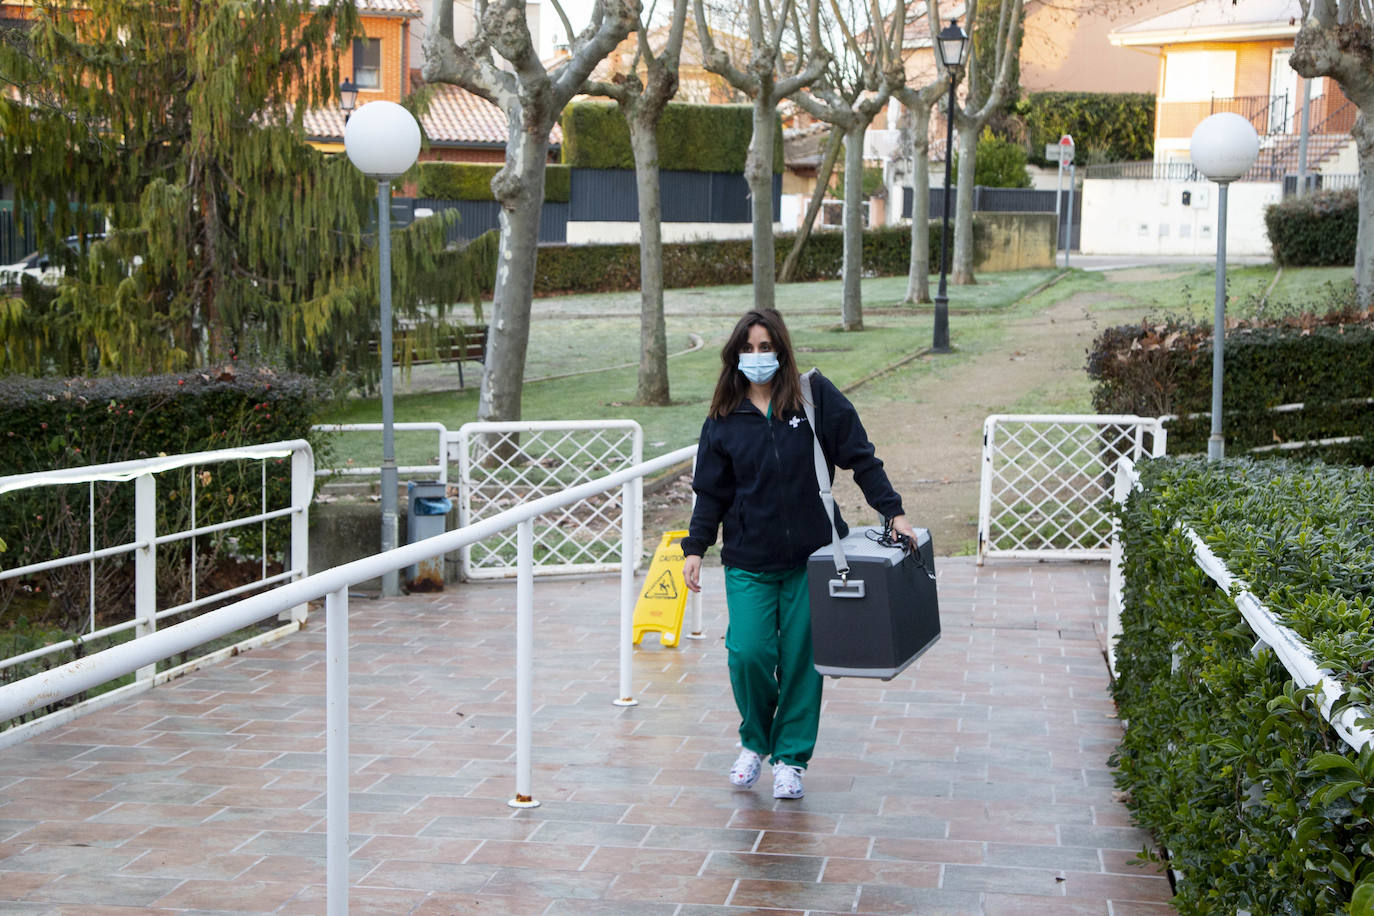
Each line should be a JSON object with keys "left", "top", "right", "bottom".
{"left": 707, "top": 309, "right": 805, "bottom": 419}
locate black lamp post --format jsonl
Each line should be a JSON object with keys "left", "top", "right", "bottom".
{"left": 339, "top": 78, "right": 358, "bottom": 124}
{"left": 933, "top": 18, "right": 969, "bottom": 354}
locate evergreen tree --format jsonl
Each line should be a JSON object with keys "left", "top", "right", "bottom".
{"left": 0, "top": 0, "right": 454, "bottom": 378}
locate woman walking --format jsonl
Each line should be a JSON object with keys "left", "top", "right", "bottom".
{"left": 681, "top": 309, "right": 915, "bottom": 799}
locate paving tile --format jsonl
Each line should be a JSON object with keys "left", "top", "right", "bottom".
{"left": 0, "top": 559, "right": 1172, "bottom": 915}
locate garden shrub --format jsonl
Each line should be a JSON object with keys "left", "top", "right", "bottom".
{"left": 1265, "top": 189, "right": 1358, "bottom": 266}
{"left": 527, "top": 220, "right": 986, "bottom": 296}
{"left": 1087, "top": 307, "right": 1374, "bottom": 464}
{"left": 560, "top": 101, "right": 783, "bottom": 173}
{"left": 417, "top": 163, "right": 571, "bottom": 203}
{"left": 1017, "top": 91, "right": 1155, "bottom": 166}
{"left": 0, "top": 369, "right": 332, "bottom": 639}
{"left": 953, "top": 129, "right": 1032, "bottom": 188}
{"left": 1114, "top": 456, "right": 1374, "bottom": 915}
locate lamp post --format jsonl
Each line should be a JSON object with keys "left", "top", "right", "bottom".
{"left": 1189, "top": 112, "right": 1259, "bottom": 462}
{"left": 932, "top": 18, "right": 968, "bottom": 354}
{"left": 345, "top": 100, "right": 422, "bottom": 595}
{"left": 338, "top": 79, "right": 358, "bottom": 123}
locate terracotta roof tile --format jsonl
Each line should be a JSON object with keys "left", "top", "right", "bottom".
{"left": 303, "top": 85, "right": 562, "bottom": 147}
{"left": 353, "top": 0, "right": 422, "bottom": 17}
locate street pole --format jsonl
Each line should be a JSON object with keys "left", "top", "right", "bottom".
{"left": 378, "top": 179, "right": 399, "bottom": 595}
{"left": 933, "top": 74, "right": 957, "bottom": 354}
{"left": 1054, "top": 152, "right": 1064, "bottom": 266}
{"left": 1065, "top": 161, "right": 1075, "bottom": 269}
{"left": 1297, "top": 79, "right": 1313, "bottom": 195}
{"left": 1208, "top": 179, "right": 1229, "bottom": 462}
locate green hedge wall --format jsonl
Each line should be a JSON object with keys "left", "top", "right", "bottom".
{"left": 1114, "top": 456, "right": 1374, "bottom": 915}
{"left": 560, "top": 101, "right": 784, "bottom": 174}
{"left": 417, "top": 163, "right": 571, "bottom": 202}
{"left": 1018, "top": 92, "right": 1155, "bottom": 166}
{"left": 0, "top": 369, "right": 331, "bottom": 587}
{"left": 528, "top": 221, "right": 986, "bottom": 296}
{"left": 1265, "top": 189, "right": 1358, "bottom": 266}
{"left": 1087, "top": 311, "right": 1374, "bottom": 463}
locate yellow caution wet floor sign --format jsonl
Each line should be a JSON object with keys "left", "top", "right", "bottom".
{"left": 633, "top": 530, "right": 690, "bottom": 647}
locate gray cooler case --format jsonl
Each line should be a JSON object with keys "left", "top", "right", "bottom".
{"left": 807, "top": 526, "right": 940, "bottom": 680}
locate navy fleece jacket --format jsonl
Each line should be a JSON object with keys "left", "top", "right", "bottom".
{"left": 681, "top": 371, "right": 905, "bottom": 572}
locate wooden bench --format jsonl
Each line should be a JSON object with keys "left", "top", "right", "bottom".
{"left": 372, "top": 325, "right": 488, "bottom": 388}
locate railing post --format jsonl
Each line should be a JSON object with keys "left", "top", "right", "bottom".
{"left": 287, "top": 446, "right": 313, "bottom": 623}
{"left": 325, "top": 586, "right": 349, "bottom": 916}
{"left": 134, "top": 473, "right": 157, "bottom": 683}
{"left": 976, "top": 418, "right": 996, "bottom": 566}
{"left": 614, "top": 481, "right": 638, "bottom": 707}
{"left": 509, "top": 519, "right": 539, "bottom": 808}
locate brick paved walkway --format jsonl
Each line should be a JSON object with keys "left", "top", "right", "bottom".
{"left": 0, "top": 558, "right": 1175, "bottom": 915}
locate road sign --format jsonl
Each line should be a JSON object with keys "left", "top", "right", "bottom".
{"left": 1045, "top": 144, "right": 1066, "bottom": 161}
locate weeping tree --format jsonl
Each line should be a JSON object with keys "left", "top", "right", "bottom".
{"left": 584, "top": 0, "right": 690, "bottom": 407}
{"left": 695, "top": 0, "right": 830, "bottom": 311}
{"left": 892, "top": 0, "right": 952, "bottom": 305}
{"left": 0, "top": 0, "right": 454, "bottom": 378}
{"left": 423, "top": 0, "right": 637, "bottom": 424}
{"left": 1293, "top": 0, "right": 1374, "bottom": 307}
{"left": 950, "top": 0, "right": 1024, "bottom": 285}
{"left": 788, "top": 0, "right": 909, "bottom": 331}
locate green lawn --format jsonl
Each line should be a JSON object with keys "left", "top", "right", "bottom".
{"left": 315, "top": 264, "right": 1354, "bottom": 471}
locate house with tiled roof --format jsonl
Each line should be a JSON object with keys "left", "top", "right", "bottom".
{"left": 1109, "top": 0, "right": 1358, "bottom": 178}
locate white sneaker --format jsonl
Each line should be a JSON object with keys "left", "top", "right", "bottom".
{"left": 729, "top": 748, "right": 762, "bottom": 788}
{"left": 772, "top": 762, "right": 804, "bottom": 799}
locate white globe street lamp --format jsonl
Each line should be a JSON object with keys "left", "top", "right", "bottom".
{"left": 1190, "top": 112, "right": 1259, "bottom": 462}
{"left": 345, "top": 101, "right": 422, "bottom": 596}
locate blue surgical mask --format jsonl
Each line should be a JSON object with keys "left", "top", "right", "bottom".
{"left": 738, "top": 352, "right": 779, "bottom": 385}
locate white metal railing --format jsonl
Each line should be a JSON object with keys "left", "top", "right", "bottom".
{"left": 977, "top": 414, "right": 1167, "bottom": 564}
{"left": 0, "top": 441, "right": 697, "bottom": 916}
{"left": 453, "top": 420, "right": 644, "bottom": 579}
{"left": 0, "top": 441, "right": 314, "bottom": 742}
{"left": 1160, "top": 398, "right": 1371, "bottom": 456}
{"left": 312, "top": 422, "right": 450, "bottom": 484}
{"left": 1108, "top": 455, "right": 1373, "bottom": 752}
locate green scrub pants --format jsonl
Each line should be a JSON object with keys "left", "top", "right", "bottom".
{"left": 723, "top": 565, "right": 823, "bottom": 769}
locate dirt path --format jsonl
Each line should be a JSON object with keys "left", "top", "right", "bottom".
{"left": 645, "top": 278, "right": 1162, "bottom": 558}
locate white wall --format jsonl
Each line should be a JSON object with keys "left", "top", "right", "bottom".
{"left": 1080, "top": 178, "right": 1280, "bottom": 257}
{"left": 564, "top": 221, "right": 778, "bottom": 246}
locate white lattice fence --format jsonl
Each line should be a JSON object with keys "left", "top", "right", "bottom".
{"left": 450, "top": 421, "right": 644, "bottom": 579}
{"left": 977, "top": 414, "right": 1166, "bottom": 564}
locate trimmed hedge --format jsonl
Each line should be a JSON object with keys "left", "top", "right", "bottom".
{"left": 417, "top": 163, "right": 571, "bottom": 203}
{"left": 1265, "top": 189, "right": 1358, "bottom": 266}
{"left": 561, "top": 101, "right": 784, "bottom": 174}
{"left": 1017, "top": 91, "right": 1155, "bottom": 167}
{"left": 1114, "top": 456, "right": 1374, "bottom": 914}
{"left": 529, "top": 220, "right": 988, "bottom": 296}
{"left": 0, "top": 369, "right": 332, "bottom": 631}
{"left": 1087, "top": 308, "right": 1374, "bottom": 463}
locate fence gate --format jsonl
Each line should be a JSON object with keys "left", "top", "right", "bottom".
{"left": 450, "top": 420, "right": 644, "bottom": 579}
{"left": 977, "top": 414, "right": 1166, "bottom": 564}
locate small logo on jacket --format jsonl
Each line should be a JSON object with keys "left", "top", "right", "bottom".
{"left": 789, "top": 416, "right": 802, "bottom": 428}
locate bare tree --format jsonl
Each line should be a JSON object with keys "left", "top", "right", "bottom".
{"left": 889, "top": 0, "right": 950, "bottom": 304}
{"left": 950, "top": 0, "right": 1024, "bottom": 285}
{"left": 695, "top": 0, "right": 831, "bottom": 310}
{"left": 423, "top": 0, "right": 637, "bottom": 423}
{"left": 788, "top": 0, "right": 908, "bottom": 330}
{"left": 584, "top": 0, "right": 689, "bottom": 406}
{"left": 778, "top": 126, "right": 843, "bottom": 283}
{"left": 1292, "top": 0, "right": 1374, "bottom": 306}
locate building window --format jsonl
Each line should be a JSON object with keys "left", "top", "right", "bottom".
{"left": 353, "top": 37, "right": 381, "bottom": 89}
{"left": 1162, "top": 50, "right": 1236, "bottom": 101}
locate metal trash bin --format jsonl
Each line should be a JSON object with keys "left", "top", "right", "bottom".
{"left": 405, "top": 480, "right": 452, "bottom": 590}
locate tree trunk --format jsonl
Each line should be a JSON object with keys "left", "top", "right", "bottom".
{"left": 951, "top": 121, "right": 978, "bottom": 286}
{"left": 904, "top": 110, "right": 934, "bottom": 304}
{"left": 748, "top": 96, "right": 777, "bottom": 311}
{"left": 779, "top": 128, "right": 842, "bottom": 284}
{"left": 1356, "top": 114, "right": 1373, "bottom": 308}
{"left": 628, "top": 115, "right": 670, "bottom": 405}
{"left": 480, "top": 128, "right": 547, "bottom": 424}
{"left": 840, "top": 124, "right": 865, "bottom": 331}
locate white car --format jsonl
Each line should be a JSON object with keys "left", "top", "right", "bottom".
{"left": 0, "top": 234, "right": 106, "bottom": 290}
